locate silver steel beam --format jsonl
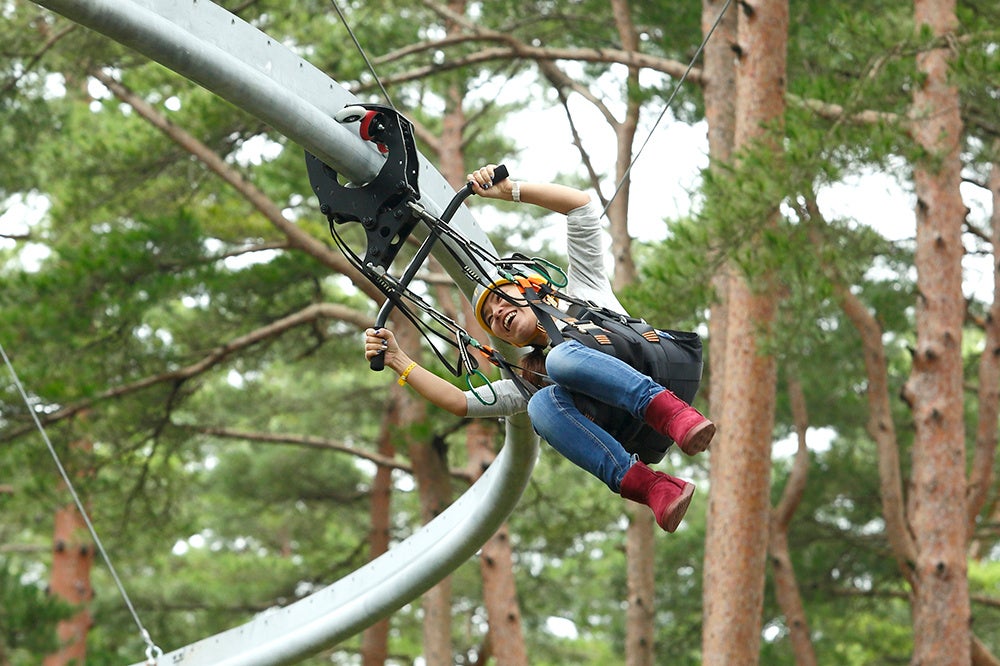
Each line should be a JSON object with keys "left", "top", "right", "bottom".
{"left": 133, "top": 417, "right": 537, "bottom": 666}
{"left": 27, "top": 0, "right": 537, "bottom": 663}
{"left": 32, "top": 0, "right": 487, "bottom": 270}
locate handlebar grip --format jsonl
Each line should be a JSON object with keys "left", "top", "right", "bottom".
{"left": 370, "top": 314, "right": 391, "bottom": 372}
{"left": 370, "top": 162, "right": 508, "bottom": 373}
{"left": 463, "top": 164, "right": 510, "bottom": 197}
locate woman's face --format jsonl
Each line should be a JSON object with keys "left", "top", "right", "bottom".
{"left": 480, "top": 283, "right": 544, "bottom": 346}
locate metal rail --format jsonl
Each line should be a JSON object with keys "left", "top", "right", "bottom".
{"left": 28, "top": 1, "right": 537, "bottom": 663}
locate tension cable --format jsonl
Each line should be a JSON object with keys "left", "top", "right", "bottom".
{"left": 0, "top": 341, "right": 163, "bottom": 664}
{"left": 328, "top": 0, "right": 395, "bottom": 108}
{"left": 603, "top": 0, "right": 734, "bottom": 217}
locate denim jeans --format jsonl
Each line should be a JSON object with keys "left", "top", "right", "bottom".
{"left": 526, "top": 339, "right": 665, "bottom": 492}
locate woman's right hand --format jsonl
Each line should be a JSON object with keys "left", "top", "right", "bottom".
{"left": 363, "top": 327, "right": 469, "bottom": 416}
{"left": 364, "top": 327, "right": 407, "bottom": 369}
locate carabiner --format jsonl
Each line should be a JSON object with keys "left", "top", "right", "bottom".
{"left": 528, "top": 256, "right": 568, "bottom": 287}
{"left": 466, "top": 369, "right": 498, "bottom": 406}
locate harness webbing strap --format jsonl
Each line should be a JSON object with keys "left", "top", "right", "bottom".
{"left": 477, "top": 346, "right": 538, "bottom": 402}
{"left": 521, "top": 286, "right": 567, "bottom": 348}
{"left": 520, "top": 283, "right": 704, "bottom": 390}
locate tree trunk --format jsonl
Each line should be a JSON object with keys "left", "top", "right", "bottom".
{"left": 906, "top": 0, "right": 971, "bottom": 662}
{"left": 768, "top": 372, "right": 816, "bottom": 666}
{"left": 702, "top": 281, "right": 777, "bottom": 666}
{"left": 360, "top": 398, "right": 399, "bottom": 666}
{"left": 837, "top": 283, "right": 916, "bottom": 582}
{"left": 408, "top": 418, "right": 454, "bottom": 665}
{"left": 43, "top": 440, "right": 93, "bottom": 666}
{"left": 467, "top": 420, "right": 529, "bottom": 666}
{"left": 601, "top": 4, "right": 659, "bottom": 662}
{"left": 702, "top": 0, "right": 739, "bottom": 416}
{"left": 702, "top": 1, "right": 786, "bottom": 664}
{"left": 383, "top": 318, "right": 453, "bottom": 666}
{"left": 624, "top": 506, "right": 655, "bottom": 666}
{"left": 606, "top": 0, "right": 640, "bottom": 291}
{"left": 407, "top": 8, "right": 471, "bottom": 659}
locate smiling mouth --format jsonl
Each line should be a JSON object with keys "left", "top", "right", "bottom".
{"left": 503, "top": 311, "right": 516, "bottom": 331}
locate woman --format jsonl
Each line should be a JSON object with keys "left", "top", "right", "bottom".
{"left": 363, "top": 165, "right": 714, "bottom": 532}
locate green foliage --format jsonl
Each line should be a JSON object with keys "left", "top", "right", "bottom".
{"left": 0, "top": 558, "right": 74, "bottom": 663}
{"left": 969, "top": 560, "right": 1000, "bottom": 655}
{"left": 2, "top": 0, "right": 998, "bottom": 663}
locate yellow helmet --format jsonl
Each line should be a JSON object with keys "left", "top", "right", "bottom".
{"left": 472, "top": 274, "right": 552, "bottom": 340}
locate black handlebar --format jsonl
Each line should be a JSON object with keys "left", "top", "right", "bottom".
{"left": 370, "top": 164, "right": 509, "bottom": 371}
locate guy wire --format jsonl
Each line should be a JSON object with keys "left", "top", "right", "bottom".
{"left": 329, "top": 0, "right": 395, "bottom": 108}
{"left": 603, "top": 0, "right": 734, "bottom": 218}
{"left": 0, "top": 341, "right": 162, "bottom": 660}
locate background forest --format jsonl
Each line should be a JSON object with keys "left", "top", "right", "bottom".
{"left": 1, "top": 0, "right": 998, "bottom": 665}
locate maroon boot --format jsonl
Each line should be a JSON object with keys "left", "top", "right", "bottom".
{"left": 619, "top": 462, "right": 695, "bottom": 533}
{"left": 645, "top": 389, "right": 715, "bottom": 456}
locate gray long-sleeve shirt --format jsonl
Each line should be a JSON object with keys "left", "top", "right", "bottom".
{"left": 465, "top": 197, "right": 626, "bottom": 418}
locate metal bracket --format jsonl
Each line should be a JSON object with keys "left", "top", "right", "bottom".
{"left": 305, "top": 104, "right": 421, "bottom": 270}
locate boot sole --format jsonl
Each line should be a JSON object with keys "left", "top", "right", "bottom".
{"left": 679, "top": 420, "right": 716, "bottom": 456}
{"left": 661, "top": 482, "right": 695, "bottom": 533}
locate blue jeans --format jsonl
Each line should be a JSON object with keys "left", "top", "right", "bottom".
{"left": 526, "top": 339, "right": 666, "bottom": 492}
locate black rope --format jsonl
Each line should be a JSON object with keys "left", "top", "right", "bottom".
{"left": 328, "top": 222, "right": 474, "bottom": 375}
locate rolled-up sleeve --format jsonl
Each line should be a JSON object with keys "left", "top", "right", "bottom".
{"left": 464, "top": 379, "right": 528, "bottom": 418}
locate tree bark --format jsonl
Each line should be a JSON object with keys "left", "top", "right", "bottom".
{"left": 905, "top": 0, "right": 971, "bottom": 662}
{"left": 702, "top": 1, "right": 786, "bottom": 664}
{"left": 408, "top": 434, "right": 454, "bottom": 666}
{"left": 624, "top": 506, "right": 655, "bottom": 666}
{"left": 702, "top": 0, "right": 738, "bottom": 417}
{"left": 702, "top": 279, "right": 777, "bottom": 666}
{"left": 606, "top": 0, "right": 640, "bottom": 291}
{"left": 588, "top": 3, "right": 661, "bottom": 661}
{"left": 360, "top": 398, "right": 399, "bottom": 666}
{"left": 42, "top": 439, "right": 93, "bottom": 666}
{"left": 404, "top": 343, "right": 454, "bottom": 666}
{"left": 837, "top": 282, "right": 917, "bottom": 583}
{"left": 768, "top": 372, "right": 816, "bottom": 666}
{"left": 467, "top": 420, "right": 529, "bottom": 666}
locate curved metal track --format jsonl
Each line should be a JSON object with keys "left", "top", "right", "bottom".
{"left": 28, "top": 1, "right": 537, "bottom": 663}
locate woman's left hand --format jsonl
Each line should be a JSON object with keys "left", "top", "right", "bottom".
{"left": 467, "top": 164, "right": 513, "bottom": 201}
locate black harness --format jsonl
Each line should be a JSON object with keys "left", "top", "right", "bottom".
{"left": 522, "top": 284, "right": 704, "bottom": 464}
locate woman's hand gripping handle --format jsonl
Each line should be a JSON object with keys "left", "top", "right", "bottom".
{"left": 368, "top": 163, "right": 509, "bottom": 371}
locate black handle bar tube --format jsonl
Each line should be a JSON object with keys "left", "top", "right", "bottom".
{"left": 370, "top": 165, "right": 509, "bottom": 371}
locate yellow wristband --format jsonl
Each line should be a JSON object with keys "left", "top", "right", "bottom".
{"left": 397, "top": 361, "right": 418, "bottom": 386}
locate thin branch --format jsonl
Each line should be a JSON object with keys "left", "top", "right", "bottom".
{"left": 768, "top": 368, "right": 818, "bottom": 666}
{"left": 799, "top": 193, "right": 918, "bottom": 583}
{"left": 0, "top": 303, "right": 371, "bottom": 442}
{"left": 183, "top": 425, "right": 475, "bottom": 483}
{"left": 185, "top": 425, "right": 411, "bottom": 472}
{"left": 90, "top": 69, "right": 384, "bottom": 304}
{"left": 0, "top": 22, "right": 77, "bottom": 97}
